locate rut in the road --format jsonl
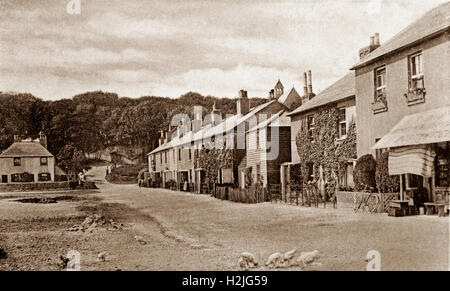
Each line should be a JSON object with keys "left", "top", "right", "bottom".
{"left": 139, "top": 212, "right": 213, "bottom": 250}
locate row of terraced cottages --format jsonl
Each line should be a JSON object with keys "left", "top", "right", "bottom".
{"left": 148, "top": 2, "right": 449, "bottom": 206}
{"left": 147, "top": 75, "right": 313, "bottom": 193}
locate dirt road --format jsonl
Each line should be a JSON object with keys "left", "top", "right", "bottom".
{"left": 1, "top": 166, "right": 449, "bottom": 270}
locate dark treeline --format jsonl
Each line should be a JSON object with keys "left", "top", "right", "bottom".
{"left": 0, "top": 91, "right": 267, "bottom": 162}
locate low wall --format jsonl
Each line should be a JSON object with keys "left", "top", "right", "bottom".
{"left": 336, "top": 191, "right": 356, "bottom": 209}
{"left": 0, "top": 182, "right": 71, "bottom": 192}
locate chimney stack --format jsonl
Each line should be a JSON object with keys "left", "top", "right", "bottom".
{"left": 38, "top": 131, "right": 47, "bottom": 149}
{"left": 237, "top": 89, "right": 249, "bottom": 116}
{"left": 159, "top": 130, "right": 165, "bottom": 146}
{"left": 307, "top": 70, "right": 313, "bottom": 96}
{"left": 269, "top": 89, "right": 274, "bottom": 100}
{"left": 211, "top": 102, "right": 221, "bottom": 126}
{"left": 359, "top": 33, "right": 381, "bottom": 59}
{"left": 303, "top": 72, "right": 308, "bottom": 97}
{"left": 14, "top": 135, "right": 20, "bottom": 143}
{"left": 374, "top": 32, "right": 380, "bottom": 46}
{"left": 192, "top": 106, "right": 203, "bottom": 133}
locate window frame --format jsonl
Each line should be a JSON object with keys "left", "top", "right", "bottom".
{"left": 40, "top": 157, "right": 48, "bottom": 166}
{"left": 307, "top": 115, "right": 315, "bottom": 141}
{"left": 374, "top": 65, "right": 386, "bottom": 101}
{"left": 337, "top": 108, "right": 347, "bottom": 139}
{"left": 408, "top": 51, "right": 424, "bottom": 90}
{"left": 13, "top": 157, "right": 21, "bottom": 167}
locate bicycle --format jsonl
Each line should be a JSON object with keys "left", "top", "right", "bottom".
{"left": 354, "top": 192, "right": 380, "bottom": 213}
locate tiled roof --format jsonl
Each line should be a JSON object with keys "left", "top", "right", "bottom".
{"left": 373, "top": 106, "right": 450, "bottom": 149}
{"left": 148, "top": 100, "right": 276, "bottom": 155}
{"left": 247, "top": 110, "right": 290, "bottom": 132}
{"left": 277, "top": 87, "right": 299, "bottom": 104}
{"left": 287, "top": 72, "right": 355, "bottom": 116}
{"left": 351, "top": 2, "right": 450, "bottom": 70}
{"left": 0, "top": 142, "right": 54, "bottom": 157}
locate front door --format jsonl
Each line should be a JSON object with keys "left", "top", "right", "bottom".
{"left": 1, "top": 175, "right": 7, "bottom": 183}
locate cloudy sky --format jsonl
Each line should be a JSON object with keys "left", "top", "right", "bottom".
{"left": 0, "top": 0, "right": 446, "bottom": 100}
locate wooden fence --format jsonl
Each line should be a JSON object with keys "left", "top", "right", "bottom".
{"left": 214, "top": 185, "right": 268, "bottom": 204}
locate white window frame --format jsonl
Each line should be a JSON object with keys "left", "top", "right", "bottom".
{"left": 337, "top": 108, "right": 347, "bottom": 139}
{"left": 375, "top": 66, "right": 386, "bottom": 100}
{"left": 409, "top": 52, "right": 424, "bottom": 90}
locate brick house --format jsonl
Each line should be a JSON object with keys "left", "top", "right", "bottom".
{"left": 350, "top": 2, "right": 449, "bottom": 204}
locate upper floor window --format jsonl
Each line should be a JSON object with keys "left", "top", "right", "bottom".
{"left": 409, "top": 52, "right": 424, "bottom": 90}
{"left": 178, "top": 148, "right": 182, "bottom": 161}
{"left": 338, "top": 108, "right": 347, "bottom": 138}
{"left": 307, "top": 115, "right": 315, "bottom": 141}
{"left": 13, "top": 157, "right": 21, "bottom": 166}
{"left": 164, "top": 151, "right": 167, "bottom": 163}
{"left": 375, "top": 66, "right": 386, "bottom": 100}
{"left": 40, "top": 157, "right": 48, "bottom": 166}
{"left": 188, "top": 148, "right": 192, "bottom": 160}
{"left": 372, "top": 66, "right": 388, "bottom": 114}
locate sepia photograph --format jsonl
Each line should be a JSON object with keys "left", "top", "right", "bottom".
{"left": 0, "top": 0, "right": 449, "bottom": 277}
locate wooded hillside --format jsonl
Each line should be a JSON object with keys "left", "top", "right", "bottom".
{"left": 0, "top": 91, "right": 267, "bottom": 163}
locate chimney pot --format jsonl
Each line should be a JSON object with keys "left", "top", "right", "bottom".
{"left": 374, "top": 32, "right": 380, "bottom": 46}
{"left": 370, "top": 36, "right": 375, "bottom": 46}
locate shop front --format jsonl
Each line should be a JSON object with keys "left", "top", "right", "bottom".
{"left": 373, "top": 107, "right": 449, "bottom": 216}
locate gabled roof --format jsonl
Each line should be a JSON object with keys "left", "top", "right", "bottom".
{"left": 277, "top": 87, "right": 300, "bottom": 104}
{"left": 275, "top": 79, "right": 284, "bottom": 88}
{"left": 148, "top": 100, "right": 277, "bottom": 155}
{"left": 247, "top": 110, "right": 290, "bottom": 133}
{"left": 0, "top": 142, "right": 54, "bottom": 158}
{"left": 287, "top": 72, "right": 355, "bottom": 116}
{"left": 351, "top": 2, "right": 450, "bottom": 70}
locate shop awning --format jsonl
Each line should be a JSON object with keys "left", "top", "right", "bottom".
{"left": 373, "top": 106, "right": 450, "bottom": 149}
{"left": 388, "top": 145, "right": 435, "bottom": 177}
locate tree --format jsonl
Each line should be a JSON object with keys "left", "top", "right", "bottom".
{"left": 353, "top": 154, "right": 376, "bottom": 191}
{"left": 375, "top": 151, "right": 400, "bottom": 193}
{"left": 56, "top": 144, "right": 87, "bottom": 174}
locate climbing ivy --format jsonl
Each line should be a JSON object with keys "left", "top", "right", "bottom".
{"left": 195, "top": 147, "right": 234, "bottom": 190}
{"left": 295, "top": 106, "right": 356, "bottom": 198}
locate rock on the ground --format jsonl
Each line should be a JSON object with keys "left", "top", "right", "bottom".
{"left": 97, "top": 252, "right": 106, "bottom": 262}
{"left": 134, "top": 235, "right": 147, "bottom": 245}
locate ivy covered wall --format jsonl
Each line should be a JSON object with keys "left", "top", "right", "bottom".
{"left": 295, "top": 105, "right": 357, "bottom": 198}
